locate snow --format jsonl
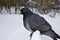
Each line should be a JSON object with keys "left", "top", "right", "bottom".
{"left": 31, "top": 30, "right": 41, "bottom": 40}
{"left": 0, "top": 8, "right": 60, "bottom": 40}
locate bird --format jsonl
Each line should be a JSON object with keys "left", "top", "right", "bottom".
{"left": 20, "top": 8, "right": 60, "bottom": 40}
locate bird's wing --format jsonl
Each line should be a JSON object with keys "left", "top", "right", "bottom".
{"left": 24, "top": 18, "right": 33, "bottom": 32}
{"left": 29, "top": 14, "right": 46, "bottom": 28}
{"left": 28, "top": 14, "right": 51, "bottom": 31}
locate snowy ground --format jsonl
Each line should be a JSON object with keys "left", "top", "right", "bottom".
{"left": 0, "top": 8, "right": 60, "bottom": 40}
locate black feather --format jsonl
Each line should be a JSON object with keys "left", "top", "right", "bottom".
{"left": 20, "top": 8, "right": 60, "bottom": 40}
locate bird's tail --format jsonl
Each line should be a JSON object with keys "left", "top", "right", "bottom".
{"left": 52, "top": 30, "right": 60, "bottom": 39}
{"left": 44, "top": 29, "right": 60, "bottom": 40}
{"left": 57, "top": 34, "right": 60, "bottom": 39}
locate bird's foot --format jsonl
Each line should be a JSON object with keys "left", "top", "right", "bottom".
{"left": 30, "top": 32, "right": 33, "bottom": 40}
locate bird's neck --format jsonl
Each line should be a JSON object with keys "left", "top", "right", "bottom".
{"left": 23, "top": 13, "right": 32, "bottom": 20}
{"left": 23, "top": 13, "right": 29, "bottom": 16}
{"left": 23, "top": 14, "right": 30, "bottom": 18}
{"left": 23, "top": 12, "right": 32, "bottom": 16}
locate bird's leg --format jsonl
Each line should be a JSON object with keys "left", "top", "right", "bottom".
{"left": 30, "top": 32, "right": 33, "bottom": 37}
{"left": 54, "top": 38, "right": 57, "bottom": 40}
{"left": 30, "top": 32, "right": 33, "bottom": 40}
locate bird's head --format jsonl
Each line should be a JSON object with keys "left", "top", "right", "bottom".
{"left": 20, "top": 8, "right": 32, "bottom": 15}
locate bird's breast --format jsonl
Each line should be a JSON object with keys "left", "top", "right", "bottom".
{"left": 24, "top": 19, "right": 33, "bottom": 32}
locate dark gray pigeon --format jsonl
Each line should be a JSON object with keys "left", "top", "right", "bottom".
{"left": 20, "top": 8, "right": 60, "bottom": 40}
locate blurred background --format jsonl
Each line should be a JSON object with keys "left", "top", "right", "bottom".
{"left": 0, "top": 0, "right": 60, "bottom": 16}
